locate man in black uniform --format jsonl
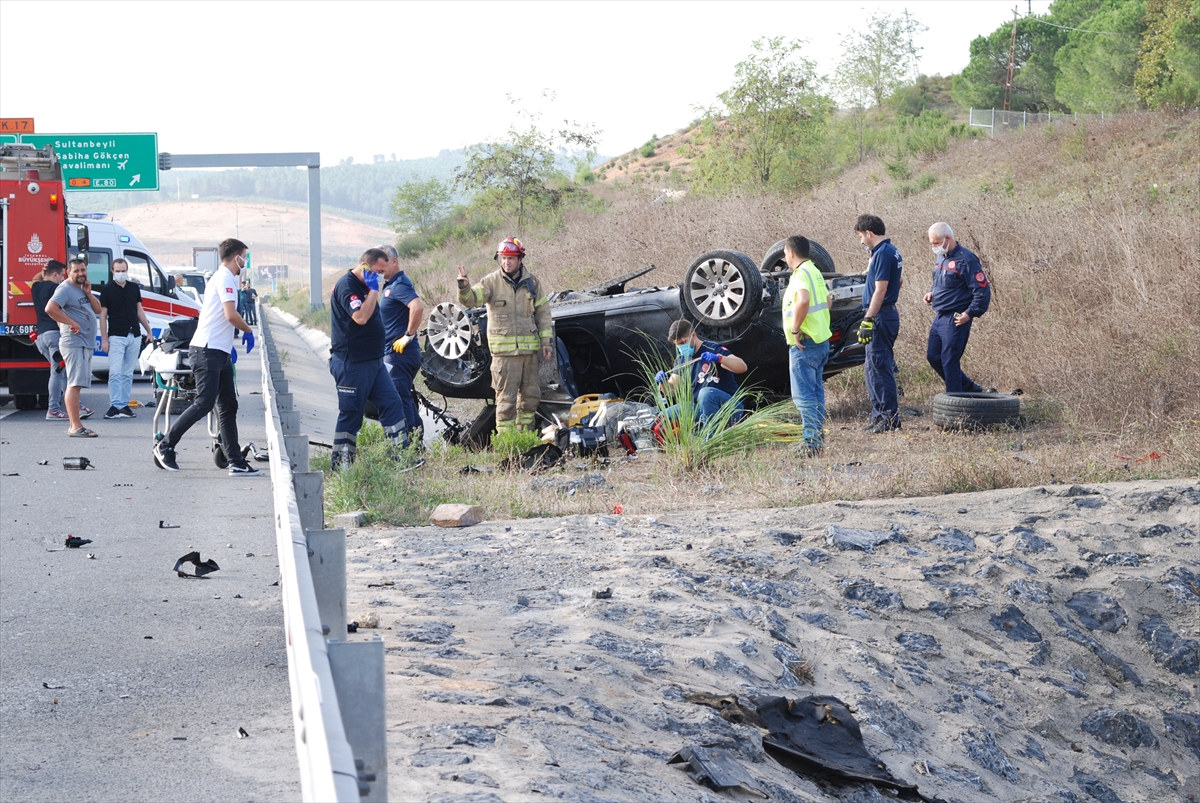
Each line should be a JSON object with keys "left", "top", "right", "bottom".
{"left": 329, "top": 248, "right": 417, "bottom": 471}
{"left": 924, "top": 222, "right": 992, "bottom": 393}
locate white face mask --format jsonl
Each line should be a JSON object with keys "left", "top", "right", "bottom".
{"left": 113, "top": 271, "right": 128, "bottom": 284}
{"left": 931, "top": 240, "right": 949, "bottom": 259}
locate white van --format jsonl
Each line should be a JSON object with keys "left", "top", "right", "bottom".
{"left": 68, "top": 216, "right": 202, "bottom": 375}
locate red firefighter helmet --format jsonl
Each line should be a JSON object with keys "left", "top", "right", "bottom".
{"left": 494, "top": 237, "right": 525, "bottom": 260}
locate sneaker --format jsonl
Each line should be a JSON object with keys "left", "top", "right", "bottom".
{"left": 46, "top": 410, "right": 69, "bottom": 420}
{"left": 153, "top": 441, "right": 180, "bottom": 471}
{"left": 80, "top": 406, "right": 94, "bottom": 419}
{"left": 229, "top": 462, "right": 262, "bottom": 477}
{"left": 867, "top": 419, "right": 900, "bottom": 434}
{"left": 103, "top": 406, "right": 122, "bottom": 419}
{"left": 118, "top": 406, "right": 137, "bottom": 418}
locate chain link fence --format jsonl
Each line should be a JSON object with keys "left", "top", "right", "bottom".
{"left": 969, "top": 108, "right": 1113, "bottom": 137}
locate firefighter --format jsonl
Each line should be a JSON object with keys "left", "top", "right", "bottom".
{"left": 924, "top": 222, "right": 992, "bottom": 393}
{"left": 456, "top": 237, "right": 553, "bottom": 433}
{"left": 328, "top": 248, "right": 417, "bottom": 471}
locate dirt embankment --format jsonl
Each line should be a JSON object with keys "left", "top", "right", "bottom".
{"left": 343, "top": 478, "right": 1200, "bottom": 802}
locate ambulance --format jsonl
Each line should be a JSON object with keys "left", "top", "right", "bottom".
{"left": 1, "top": 143, "right": 200, "bottom": 409}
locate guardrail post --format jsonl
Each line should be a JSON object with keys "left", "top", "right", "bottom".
{"left": 285, "top": 434, "right": 311, "bottom": 473}
{"left": 327, "top": 637, "right": 387, "bottom": 803}
{"left": 276, "top": 392, "right": 295, "bottom": 411}
{"left": 294, "top": 470, "right": 324, "bottom": 535}
{"left": 281, "top": 409, "right": 301, "bottom": 434}
{"left": 306, "top": 527, "right": 347, "bottom": 643}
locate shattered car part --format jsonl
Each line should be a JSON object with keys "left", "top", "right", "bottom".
{"left": 668, "top": 745, "right": 766, "bottom": 796}
{"left": 174, "top": 551, "right": 220, "bottom": 578}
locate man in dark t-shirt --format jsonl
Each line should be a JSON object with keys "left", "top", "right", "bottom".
{"left": 99, "top": 258, "right": 152, "bottom": 419}
{"left": 655, "top": 319, "right": 748, "bottom": 427}
{"left": 855, "top": 214, "right": 904, "bottom": 433}
{"left": 329, "top": 248, "right": 414, "bottom": 471}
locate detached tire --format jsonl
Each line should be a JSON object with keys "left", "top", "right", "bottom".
{"left": 932, "top": 392, "right": 1020, "bottom": 430}
{"left": 682, "top": 250, "right": 763, "bottom": 328}
{"left": 213, "top": 443, "right": 230, "bottom": 469}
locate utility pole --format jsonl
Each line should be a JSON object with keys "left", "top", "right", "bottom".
{"left": 1003, "top": 6, "right": 1019, "bottom": 111}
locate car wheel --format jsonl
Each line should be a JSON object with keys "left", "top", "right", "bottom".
{"left": 427, "top": 302, "right": 475, "bottom": 361}
{"left": 760, "top": 238, "right": 836, "bottom": 275}
{"left": 682, "top": 250, "right": 763, "bottom": 328}
{"left": 932, "top": 392, "right": 1021, "bottom": 430}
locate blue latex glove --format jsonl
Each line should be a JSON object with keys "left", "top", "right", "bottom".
{"left": 243, "top": 330, "right": 255, "bottom": 353}
{"left": 700, "top": 351, "right": 722, "bottom": 365}
{"left": 362, "top": 269, "right": 380, "bottom": 292}
{"left": 654, "top": 370, "right": 669, "bottom": 385}
{"left": 229, "top": 347, "right": 238, "bottom": 364}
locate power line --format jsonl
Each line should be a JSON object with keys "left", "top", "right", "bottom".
{"left": 1025, "top": 17, "right": 1126, "bottom": 36}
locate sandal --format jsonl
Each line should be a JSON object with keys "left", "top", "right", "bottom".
{"left": 68, "top": 427, "right": 98, "bottom": 438}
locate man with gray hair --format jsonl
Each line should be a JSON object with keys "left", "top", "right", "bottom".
{"left": 378, "top": 244, "right": 425, "bottom": 445}
{"left": 924, "top": 222, "right": 992, "bottom": 393}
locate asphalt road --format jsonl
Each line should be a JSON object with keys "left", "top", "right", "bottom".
{"left": 0, "top": 351, "right": 299, "bottom": 801}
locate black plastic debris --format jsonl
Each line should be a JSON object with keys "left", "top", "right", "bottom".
{"left": 159, "top": 521, "right": 181, "bottom": 529}
{"left": 684, "top": 692, "right": 766, "bottom": 727}
{"left": 591, "top": 587, "right": 613, "bottom": 600}
{"left": 237, "top": 727, "right": 249, "bottom": 739}
{"left": 243, "top": 443, "right": 270, "bottom": 463}
{"left": 174, "top": 551, "right": 220, "bottom": 578}
{"left": 668, "top": 745, "right": 765, "bottom": 795}
{"left": 2, "top": 472, "right": 18, "bottom": 477}
{"left": 42, "top": 682, "right": 65, "bottom": 690}
{"left": 754, "top": 695, "right": 930, "bottom": 798}
{"left": 64, "top": 536, "right": 92, "bottom": 548}
{"left": 347, "top": 622, "right": 359, "bottom": 633}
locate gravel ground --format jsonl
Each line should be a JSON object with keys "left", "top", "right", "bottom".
{"left": 337, "top": 477, "right": 1200, "bottom": 803}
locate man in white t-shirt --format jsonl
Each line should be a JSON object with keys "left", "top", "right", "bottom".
{"left": 153, "top": 238, "right": 259, "bottom": 475}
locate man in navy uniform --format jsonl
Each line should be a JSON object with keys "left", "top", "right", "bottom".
{"left": 924, "top": 222, "right": 992, "bottom": 393}
{"left": 655, "top": 319, "right": 748, "bottom": 426}
{"left": 378, "top": 245, "right": 425, "bottom": 447}
{"left": 854, "top": 214, "right": 903, "bottom": 433}
{"left": 328, "top": 248, "right": 417, "bottom": 471}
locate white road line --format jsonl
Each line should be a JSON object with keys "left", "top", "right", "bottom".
{"left": 0, "top": 407, "right": 21, "bottom": 420}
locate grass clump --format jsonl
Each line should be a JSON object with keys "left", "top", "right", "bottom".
{"left": 490, "top": 428, "right": 543, "bottom": 462}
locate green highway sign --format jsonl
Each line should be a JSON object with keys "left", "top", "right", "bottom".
{"left": 0, "top": 135, "right": 17, "bottom": 145}
{"left": 20, "top": 132, "right": 159, "bottom": 191}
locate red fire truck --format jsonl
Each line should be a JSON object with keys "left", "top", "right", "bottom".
{"left": 0, "top": 144, "right": 90, "bottom": 409}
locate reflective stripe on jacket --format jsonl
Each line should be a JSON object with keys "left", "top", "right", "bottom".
{"left": 459, "top": 267, "right": 553, "bottom": 354}
{"left": 782, "top": 260, "right": 832, "bottom": 345}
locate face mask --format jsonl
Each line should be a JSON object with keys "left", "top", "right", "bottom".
{"left": 676, "top": 343, "right": 694, "bottom": 362}
{"left": 113, "top": 271, "right": 128, "bottom": 284}
{"left": 932, "top": 242, "right": 949, "bottom": 259}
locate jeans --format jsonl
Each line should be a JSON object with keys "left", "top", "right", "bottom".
{"left": 664, "top": 386, "right": 744, "bottom": 428}
{"left": 384, "top": 344, "right": 422, "bottom": 440}
{"left": 864, "top": 307, "right": 900, "bottom": 428}
{"left": 790, "top": 338, "right": 830, "bottom": 448}
{"left": 927, "top": 313, "right": 980, "bottom": 393}
{"left": 330, "top": 354, "right": 407, "bottom": 461}
{"left": 34, "top": 331, "right": 66, "bottom": 413}
{"left": 166, "top": 346, "right": 242, "bottom": 463}
{"left": 107, "top": 333, "right": 140, "bottom": 408}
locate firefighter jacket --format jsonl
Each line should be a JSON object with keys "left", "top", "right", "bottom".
{"left": 459, "top": 266, "right": 553, "bottom": 355}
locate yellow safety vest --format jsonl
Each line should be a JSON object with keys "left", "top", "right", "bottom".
{"left": 782, "top": 259, "right": 831, "bottom": 346}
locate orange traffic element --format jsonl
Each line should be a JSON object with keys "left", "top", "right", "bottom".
{"left": 0, "top": 118, "right": 34, "bottom": 133}
{"left": 68, "top": 178, "right": 91, "bottom": 187}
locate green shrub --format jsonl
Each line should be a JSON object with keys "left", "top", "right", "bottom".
{"left": 490, "top": 428, "right": 542, "bottom": 461}
{"left": 884, "top": 156, "right": 911, "bottom": 181}
{"left": 640, "top": 135, "right": 659, "bottom": 158}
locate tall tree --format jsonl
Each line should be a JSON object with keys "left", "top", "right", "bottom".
{"left": 835, "top": 10, "right": 928, "bottom": 108}
{"left": 455, "top": 105, "right": 598, "bottom": 235}
{"left": 1054, "top": 0, "right": 1147, "bottom": 112}
{"left": 389, "top": 176, "right": 451, "bottom": 234}
{"left": 713, "top": 36, "right": 830, "bottom": 186}
{"left": 1135, "top": 0, "right": 1200, "bottom": 108}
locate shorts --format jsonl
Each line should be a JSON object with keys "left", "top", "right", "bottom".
{"left": 64, "top": 346, "right": 93, "bottom": 388}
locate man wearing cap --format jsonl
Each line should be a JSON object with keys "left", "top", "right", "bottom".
{"left": 328, "top": 248, "right": 414, "bottom": 470}
{"left": 379, "top": 245, "right": 426, "bottom": 446}
{"left": 456, "top": 238, "right": 553, "bottom": 433}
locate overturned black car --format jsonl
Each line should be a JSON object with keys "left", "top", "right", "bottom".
{"left": 420, "top": 239, "right": 868, "bottom": 412}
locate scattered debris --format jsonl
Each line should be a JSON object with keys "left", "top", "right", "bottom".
{"left": 237, "top": 727, "right": 249, "bottom": 738}
{"left": 591, "top": 587, "right": 613, "bottom": 600}
{"left": 668, "top": 745, "right": 765, "bottom": 796}
{"left": 159, "top": 521, "right": 180, "bottom": 529}
{"left": 174, "top": 551, "right": 220, "bottom": 578}
{"left": 64, "top": 536, "right": 92, "bottom": 548}
{"left": 62, "top": 457, "right": 93, "bottom": 470}
{"left": 42, "top": 682, "right": 65, "bottom": 690}
{"left": 37, "top": 460, "right": 49, "bottom": 465}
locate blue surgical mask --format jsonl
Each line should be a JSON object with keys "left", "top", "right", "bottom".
{"left": 676, "top": 343, "right": 694, "bottom": 362}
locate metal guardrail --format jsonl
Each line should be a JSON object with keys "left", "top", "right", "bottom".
{"left": 259, "top": 307, "right": 385, "bottom": 802}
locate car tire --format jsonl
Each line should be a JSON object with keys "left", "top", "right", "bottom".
{"left": 682, "top": 249, "right": 763, "bottom": 328}
{"left": 462, "top": 404, "right": 497, "bottom": 450}
{"left": 932, "top": 392, "right": 1020, "bottom": 430}
{"left": 760, "top": 238, "right": 836, "bottom": 275}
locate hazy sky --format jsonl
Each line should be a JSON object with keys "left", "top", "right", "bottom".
{"left": 1, "top": 0, "right": 1051, "bottom": 163}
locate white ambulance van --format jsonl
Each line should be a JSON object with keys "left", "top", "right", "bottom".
{"left": 68, "top": 215, "right": 201, "bottom": 376}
